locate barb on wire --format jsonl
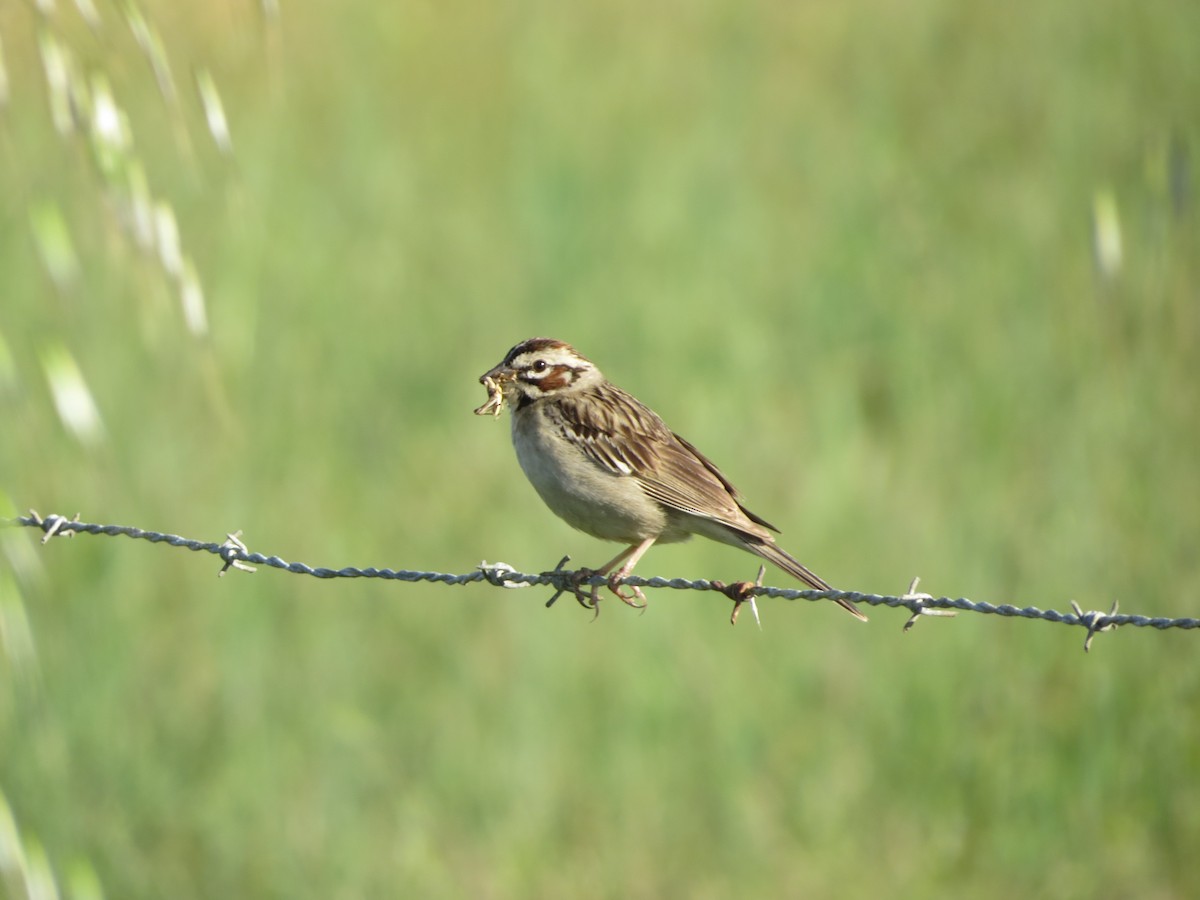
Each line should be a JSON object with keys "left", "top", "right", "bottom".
{"left": 6, "top": 511, "right": 1199, "bottom": 651}
{"left": 900, "top": 576, "right": 957, "bottom": 633}
{"left": 218, "top": 530, "right": 256, "bottom": 576}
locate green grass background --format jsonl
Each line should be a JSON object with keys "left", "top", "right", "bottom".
{"left": 2, "top": 0, "right": 1198, "bottom": 897}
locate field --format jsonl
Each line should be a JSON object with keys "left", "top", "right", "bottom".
{"left": 2, "top": 1, "right": 1198, "bottom": 897}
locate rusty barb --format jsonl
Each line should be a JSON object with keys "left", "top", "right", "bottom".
{"left": 711, "top": 565, "right": 766, "bottom": 629}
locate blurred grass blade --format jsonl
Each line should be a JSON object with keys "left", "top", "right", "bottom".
{"left": 28, "top": 202, "right": 79, "bottom": 292}
{"left": 154, "top": 201, "right": 183, "bottom": 278}
{"left": 195, "top": 68, "right": 234, "bottom": 155}
{"left": 126, "top": 162, "right": 155, "bottom": 251}
{"left": 122, "top": 0, "right": 178, "bottom": 106}
{"left": 0, "top": 328, "right": 16, "bottom": 395}
{"left": 66, "top": 861, "right": 105, "bottom": 900}
{"left": 0, "top": 567, "right": 40, "bottom": 688}
{"left": 0, "top": 791, "right": 63, "bottom": 900}
{"left": 0, "top": 790, "right": 31, "bottom": 900}
{"left": 1092, "top": 188, "right": 1122, "bottom": 281}
{"left": 39, "top": 344, "right": 106, "bottom": 447}
{"left": 22, "top": 838, "right": 61, "bottom": 900}
{"left": 0, "top": 29, "right": 9, "bottom": 110}
{"left": 74, "top": 0, "right": 103, "bottom": 31}
{"left": 87, "top": 74, "right": 132, "bottom": 180}
{"left": 37, "top": 28, "right": 75, "bottom": 136}
{"left": 180, "top": 258, "right": 209, "bottom": 336}
{"left": 0, "top": 492, "right": 44, "bottom": 589}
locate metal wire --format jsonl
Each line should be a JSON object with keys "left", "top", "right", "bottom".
{"left": 7, "top": 511, "right": 1198, "bottom": 650}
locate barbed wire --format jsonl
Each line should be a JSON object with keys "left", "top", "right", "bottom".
{"left": 5, "top": 511, "right": 1198, "bottom": 651}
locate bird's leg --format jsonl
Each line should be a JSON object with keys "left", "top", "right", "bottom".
{"left": 543, "top": 555, "right": 602, "bottom": 613}
{"left": 558, "top": 567, "right": 603, "bottom": 614}
{"left": 567, "top": 544, "right": 637, "bottom": 613}
{"left": 554, "top": 538, "right": 656, "bottom": 616}
{"left": 597, "top": 537, "right": 657, "bottom": 609}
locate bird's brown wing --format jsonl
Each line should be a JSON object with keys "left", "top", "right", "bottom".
{"left": 663, "top": 433, "right": 779, "bottom": 532}
{"left": 550, "top": 383, "right": 668, "bottom": 478}
{"left": 638, "top": 431, "right": 778, "bottom": 539}
{"left": 553, "top": 383, "right": 777, "bottom": 539}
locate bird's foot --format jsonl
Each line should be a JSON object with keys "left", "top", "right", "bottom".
{"left": 543, "top": 556, "right": 645, "bottom": 617}
{"left": 606, "top": 572, "right": 647, "bottom": 610}
{"left": 575, "top": 568, "right": 605, "bottom": 618}
{"left": 544, "top": 557, "right": 601, "bottom": 618}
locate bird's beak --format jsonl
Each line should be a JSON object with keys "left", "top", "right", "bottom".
{"left": 481, "top": 363, "right": 515, "bottom": 386}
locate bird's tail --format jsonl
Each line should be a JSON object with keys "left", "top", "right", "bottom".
{"left": 749, "top": 540, "right": 868, "bottom": 622}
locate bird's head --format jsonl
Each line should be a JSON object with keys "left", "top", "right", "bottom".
{"left": 476, "top": 338, "right": 602, "bottom": 415}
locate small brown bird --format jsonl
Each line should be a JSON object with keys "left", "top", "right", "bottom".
{"left": 476, "top": 338, "right": 866, "bottom": 621}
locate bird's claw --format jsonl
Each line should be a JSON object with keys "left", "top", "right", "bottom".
{"left": 543, "top": 556, "right": 646, "bottom": 618}
{"left": 558, "top": 569, "right": 646, "bottom": 618}
{"left": 544, "top": 562, "right": 605, "bottom": 618}
{"left": 607, "top": 573, "right": 647, "bottom": 611}
{"left": 554, "top": 566, "right": 602, "bottom": 619}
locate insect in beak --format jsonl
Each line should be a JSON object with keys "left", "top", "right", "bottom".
{"left": 474, "top": 373, "right": 507, "bottom": 418}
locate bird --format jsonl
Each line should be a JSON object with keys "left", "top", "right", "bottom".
{"left": 474, "top": 337, "right": 866, "bottom": 621}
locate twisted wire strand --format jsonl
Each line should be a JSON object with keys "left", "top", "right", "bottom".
{"left": 7, "top": 512, "right": 1197, "bottom": 649}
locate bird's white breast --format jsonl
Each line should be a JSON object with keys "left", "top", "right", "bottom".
{"left": 510, "top": 404, "right": 668, "bottom": 543}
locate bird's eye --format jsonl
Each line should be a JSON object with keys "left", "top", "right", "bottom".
{"left": 531, "top": 359, "right": 549, "bottom": 373}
